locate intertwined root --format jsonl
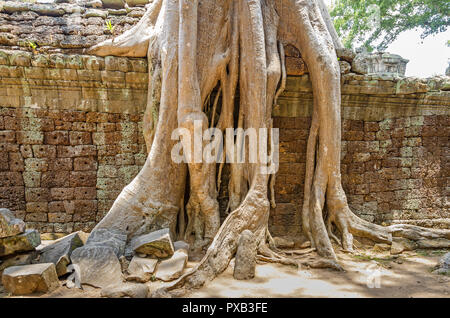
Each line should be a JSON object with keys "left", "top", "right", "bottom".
{"left": 82, "top": 0, "right": 450, "bottom": 298}
{"left": 324, "top": 203, "right": 450, "bottom": 254}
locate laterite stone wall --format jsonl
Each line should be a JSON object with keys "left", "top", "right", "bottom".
{"left": 0, "top": 52, "right": 449, "bottom": 237}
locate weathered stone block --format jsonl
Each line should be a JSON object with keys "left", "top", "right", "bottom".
{"left": 25, "top": 188, "right": 50, "bottom": 202}
{"left": 126, "top": 256, "right": 158, "bottom": 283}
{"left": 44, "top": 131, "right": 69, "bottom": 145}
{"left": 49, "top": 158, "right": 72, "bottom": 171}
{"left": 74, "top": 157, "right": 98, "bottom": 171}
{"left": 234, "top": 230, "right": 256, "bottom": 280}
{"left": 25, "top": 213, "right": 48, "bottom": 222}
{"left": 73, "top": 187, "right": 97, "bottom": 200}
{"left": 40, "top": 171, "right": 70, "bottom": 187}
{"left": 24, "top": 158, "right": 48, "bottom": 172}
{"left": 50, "top": 188, "right": 74, "bottom": 200}
{"left": 0, "top": 208, "right": 26, "bottom": 238}
{"left": 2, "top": 263, "right": 59, "bottom": 295}
{"left": 155, "top": 249, "right": 188, "bottom": 282}
{"left": 16, "top": 131, "right": 44, "bottom": 145}
{"left": 32, "top": 145, "right": 56, "bottom": 158}
{"left": 70, "top": 171, "right": 97, "bottom": 187}
{"left": 130, "top": 228, "right": 174, "bottom": 259}
{"left": 39, "top": 231, "right": 86, "bottom": 276}
{"left": 57, "top": 145, "right": 97, "bottom": 158}
{"left": 26, "top": 202, "right": 48, "bottom": 213}
{"left": 0, "top": 229, "right": 41, "bottom": 257}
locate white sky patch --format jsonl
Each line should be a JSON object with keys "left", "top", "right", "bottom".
{"left": 387, "top": 29, "right": 449, "bottom": 78}
{"left": 323, "top": 0, "right": 450, "bottom": 78}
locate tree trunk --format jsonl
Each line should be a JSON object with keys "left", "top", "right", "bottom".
{"left": 78, "top": 0, "right": 450, "bottom": 295}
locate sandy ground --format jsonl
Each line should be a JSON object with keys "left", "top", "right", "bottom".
{"left": 1, "top": 248, "right": 449, "bottom": 298}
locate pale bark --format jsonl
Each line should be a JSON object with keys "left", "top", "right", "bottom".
{"left": 80, "top": 0, "right": 450, "bottom": 296}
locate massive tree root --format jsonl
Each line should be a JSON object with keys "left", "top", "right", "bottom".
{"left": 83, "top": 0, "right": 450, "bottom": 295}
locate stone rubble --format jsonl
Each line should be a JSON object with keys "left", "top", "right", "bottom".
{"left": 130, "top": 228, "right": 174, "bottom": 259}
{"left": 1, "top": 262, "right": 59, "bottom": 295}
{"left": 154, "top": 249, "right": 188, "bottom": 282}
{"left": 433, "top": 252, "right": 450, "bottom": 275}
{"left": 0, "top": 229, "right": 41, "bottom": 257}
{"left": 0, "top": 208, "right": 26, "bottom": 238}
{"left": 233, "top": 230, "right": 256, "bottom": 280}
{"left": 70, "top": 244, "right": 124, "bottom": 288}
{"left": 126, "top": 256, "right": 157, "bottom": 283}
{"left": 0, "top": 251, "right": 38, "bottom": 274}
{"left": 38, "top": 231, "right": 87, "bottom": 276}
{"left": 69, "top": 228, "right": 126, "bottom": 288}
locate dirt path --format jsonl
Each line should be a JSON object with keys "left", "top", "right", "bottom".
{"left": 1, "top": 248, "right": 448, "bottom": 298}
{"left": 187, "top": 249, "right": 450, "bottom": 298}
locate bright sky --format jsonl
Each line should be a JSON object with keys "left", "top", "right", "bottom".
{"left": 387, "top": 29, "right": 449, "bottom": 78}
{"left": 323, "top": 0, "right": 450, "bottom": 78}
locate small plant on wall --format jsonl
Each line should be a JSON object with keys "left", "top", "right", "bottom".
{"left": 105, "top": 20, "right": 116, "bottom": 41}
{"left": 27, "top": 41, "right": 38, "bottom": 55}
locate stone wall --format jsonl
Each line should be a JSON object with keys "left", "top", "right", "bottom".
{"left": 1, "top": 49, "right": 448, "bottom": 237}
{"left": 0, "top": 0, "right": 449, "bottom": 237}
{"left": 0, "top": 50, "right": 148, "bottom": 234}
{"left": 269, "top": 75, "right": 450, "bottom": 236}
{"left": 0, "top": 0, "right": 148, "bottom": 54}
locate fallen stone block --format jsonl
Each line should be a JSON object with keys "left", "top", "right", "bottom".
{"left": 0, "top": 229, "right": 41, "bottom": 257}
{"left": 126, "top": 256, "right": 158, "bottom": 283}
{"left": 85, "top": 228, "right": 126, "bottom": 257}
{"left": 0, "top": 208, "right": 26, "bottom": 238}
{"left": 101, "top": 283, "right": 149, "bottom": 298}
{"left": 40, "top": 233, "right": 68, "bottom": 241}
{"left": 68, "top": 228, "right": 126, "bottom": 288}
{"left": 433, "top": 252, "right": 450, "bottom": 275}
{"left": 131, "top": 228, "right": 174, "bottom": 259}
{"left": 38, "top": 231, "right": 86, "bottom": 276}
{"left": 390, "top": 237, "right": 417, "bottom": 255}
{"left": 0, "top": 251, "right": 38, "bottom": 275}
{"left": 234, "top": 230, "right": 256, "bottom": 280}
{"left": 2, "top": 263, "right": 60, "bottom": 295}
{"left": 155, "top": 250, "right": 188, "bottom": 282}
{"left": 70, "top": 245, "right": 124, "bottom": 289}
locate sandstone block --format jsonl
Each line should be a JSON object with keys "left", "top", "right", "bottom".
{"left": 0, "top": 208, "right": 26, "bottom": 238}
{"left": 155, "top": 250, "right": 188, "bottom": 282}
{"left": 38, "top": 231, "right": 86, "bottom": 276}
{"left": 0, "top": 229, "right": 41, "bottom": 257}
{"left": 126, "top": 256, "right": 158, "bottom": 283}
{"left": 2, "top": 263, "right": 59, "bottom": 295}
{"left": 233, "top": 230, "right": 256, "bottom": 280}
{"left": 130, "top": 228, "right": 174, "bottom": 259}
{"left": 70, "top": 245, "right": 123, "bottom": 288}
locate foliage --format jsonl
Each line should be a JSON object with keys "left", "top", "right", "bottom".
{"left": 330, "top": 0, "right": 450, "bottom": 51}
{"left": 105, "top": 20, "right": 116, "bottom": 35}
{"left": 27, "top": 41, "right": 37, "bottom": 51}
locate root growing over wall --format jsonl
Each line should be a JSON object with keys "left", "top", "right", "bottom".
{"left": 82, "top": 0, "right": 450, "bottom": 296}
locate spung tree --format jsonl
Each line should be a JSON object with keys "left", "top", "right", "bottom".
{"left": 82, "top": 0, "right": 450, "bottom": 295}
